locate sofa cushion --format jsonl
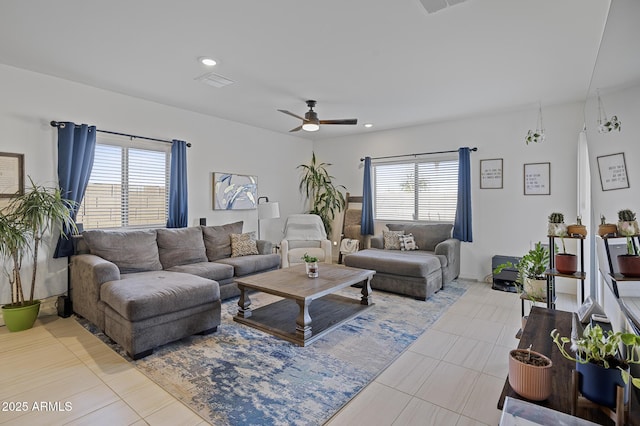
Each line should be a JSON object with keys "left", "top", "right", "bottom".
{"left": 383, "top": 230, "right": 404, "bottom": 250}
{"left": 83, "top": 229, "right": 162, "bottom": 274}
{"left": 167, "top": 261, "right": 234, "bottom": 282}
{"left": 202, "top": 221, "right": 243, "bottom": 261}
{"left": 387, "top": 223, "right": 453, "bottom": 251}
{"left": 344, "top": 248, "right": 441, "bottom": 278}
{"left": 156, "top": 227, "right": 208, "bottom": 269}
{"left": 230, "top": 232, "right": 259, "bottom": 257}
{"left": 100, "top": 271, "right": 220, "bottom": 321}
{"left": 216, "top": 253, "right": 281, "bottom": 277}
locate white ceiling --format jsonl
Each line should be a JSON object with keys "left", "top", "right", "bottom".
{"left": 0, "top": 0, "right": 612, "bottom": 140}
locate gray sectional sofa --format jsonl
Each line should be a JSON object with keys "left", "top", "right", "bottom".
{"left": 70, "top": 221, "right": 280, "bottom": 359}
{"left": 344, "top": 223, "right": 460, "bottom": 300}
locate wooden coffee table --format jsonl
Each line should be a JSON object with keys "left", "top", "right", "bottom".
{"left": 233, "top": 263, "right": 375, "bottom": 346}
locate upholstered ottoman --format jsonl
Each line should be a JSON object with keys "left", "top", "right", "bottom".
{"left": 101, "top": 271, "right": 221, "bottom": 359}
{"left": 344, "top": 249, "right": 442, "bottom": 300}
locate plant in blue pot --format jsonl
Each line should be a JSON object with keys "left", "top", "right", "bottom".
{"left": 551, "top": 323, "right": 640, "bottom": 408}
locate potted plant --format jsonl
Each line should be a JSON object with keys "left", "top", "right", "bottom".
{"left": 598, "top": 215, "right": 618, "bottom": 237}
{"left": 297, "top": 152, "right": 346, "bottom": 237}
{"left": 617, "top": 209, "right": 640, "bottom": 277}
{"left": 302, "top": 253, "right": 319, "bottom": 278}
{"left": 547, "top": 212, "right": 566, "bottom": 237}
{"left": 0, "top": 178, "right": 77, "bottom": 332}
{"left": 555, "top": 228, "right": 577, "bottom": 275}
{"left": 567, "top": 216, "right": 587, "bottom": 237}
{"left": 494, "top": 242, "right": 549, "bottom": 300}
{"left": 551, "top": 323, "right": 640, "bottom": 408}
{"left": 508, "top": 345, "right": 553, "bottom": 401}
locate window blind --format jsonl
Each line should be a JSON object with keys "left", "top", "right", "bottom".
{"left": 373, "top": 157, "right": 458, "bottom": 222}
{"left": 77, "top": 140, "right": 170, "bottom": 229}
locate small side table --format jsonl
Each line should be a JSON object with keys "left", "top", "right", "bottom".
{"left": 500, "top": 397, "right": 599, "bottom": 426}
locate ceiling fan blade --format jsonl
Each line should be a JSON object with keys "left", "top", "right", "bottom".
{"left": 278, "top": 109, "right": 306, "bottom": 121}
{"left": 319, "top": 119, "right": 358, "bottom": 125}
{"left": 289, "top": 125, "right": 303, "bottom": 132}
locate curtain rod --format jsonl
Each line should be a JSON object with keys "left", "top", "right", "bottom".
{"left": 49, "top": 121, "right": 192, "bottom": 147}
{"left": 360, "top": 147, "right": 477, "bottom": 162}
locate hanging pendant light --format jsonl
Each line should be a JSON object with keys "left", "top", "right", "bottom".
{"left": 597, "top": 89, "right": 621, "bottom": 133}
{"left": 525, "top": 103, "right": 545, "bottom": 145}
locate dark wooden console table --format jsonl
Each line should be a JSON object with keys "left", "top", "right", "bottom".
{"left": 497, "top": 306, "right": 640, "bottom": 425}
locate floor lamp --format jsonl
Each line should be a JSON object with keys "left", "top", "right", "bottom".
{"left": 257, "top": 196, "right": 280, "bottom": 240}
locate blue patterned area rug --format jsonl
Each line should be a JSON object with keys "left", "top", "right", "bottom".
{"left": 78, "top": 280, "right": 468, "bottom": 425}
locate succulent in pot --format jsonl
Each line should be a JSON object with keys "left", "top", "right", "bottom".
{"left": 617, "top": 209, "right": 640, "bottom": 277}
{"left": 551, "top": 322, "right": 640, "bottom": 408}
{"left": 567, "top": 216, "right": 587, "bottom": 237}
{"left": 598, "top": 214, "right": 618, "bottom": 237}
{"left": 302, "top": 252, "right": 319, "bottom": 278}
{"left": 547, "top": 212, "right": 567, "bottom": 238}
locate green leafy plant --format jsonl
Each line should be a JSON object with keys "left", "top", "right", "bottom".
{"left": 301, "top": 253, "right": 318, "bottom": 263}
{"left": 551, "top": 324, "right": 640, "bottom": 389}
{"left": 0, "top": 177, "right": 77, "bottom": 307}
{"left": 493, "top": 242, "right": 549, "bottom": 285}
{"left": 297, "top": 152, "right": 346, "bottom": 236}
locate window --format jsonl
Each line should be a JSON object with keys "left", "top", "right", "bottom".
{"left": 373, "top": 156, "right": 458, "bottom": 222}
{"left": 77, "top": 137, "right": 171, "bottom": 229}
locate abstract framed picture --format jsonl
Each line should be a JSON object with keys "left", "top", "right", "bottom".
{"left": 523, "top": 162, "right": 550, "bottom": 195}
{"left": 597, "top": 152, "right": 629, "bottom": 191}
{"left": 480, "top": 158, "right": 503, "bottom": 189}
{"left": 0, "top": 152, "right": 24, "bottom": 198}
{"left": 212, "top": 172, "right": 257, "bottom": 210}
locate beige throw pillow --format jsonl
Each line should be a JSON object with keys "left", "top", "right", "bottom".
{"left": 230, "top": 232, "right": 259, "bottom": 257}
{"left": 383, "top": 230, "right": 405, "bottom": 250}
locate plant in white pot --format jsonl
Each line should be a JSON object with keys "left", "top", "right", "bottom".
{"left": 617, "top": 209, "right": 640, "bottom": 278}
{"left": 302, "top": 253, "right": 319, "bottom": 278}
{"left": 551, "top": 323, "right": 640, "bottom": 408}
{"left": 547, "top": 212, "right": 567, "bottom": 238}
{"left": 0, "top": 178, "right": 76, "bottom": 331}
{"left": 493, "top": 242, "right": 549, "bottom": 301}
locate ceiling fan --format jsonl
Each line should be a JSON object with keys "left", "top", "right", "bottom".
{"left": 278, "top": 100, "right": 357, "bottom": 132}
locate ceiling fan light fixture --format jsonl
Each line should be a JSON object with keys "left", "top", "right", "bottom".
{"left": 302, "top": 122, "right": 320, "bottom": 132}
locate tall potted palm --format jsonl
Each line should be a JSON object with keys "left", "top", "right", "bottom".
{"left": 0, "top": 178, "right": 77, "bottom": 331}
{"left": 297, "top": 152, "right": 346, "bottom": 236}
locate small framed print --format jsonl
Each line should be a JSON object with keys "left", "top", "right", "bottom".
{"left": 523, "top": 162, "right": 550, "bottom": 195}
{"left": 480, "top": 158, "right": 503, "bottom": 189}
{"left": 597, "top": 152, "right": 629, "bottom": 191}
{"left": 0, "top": 152, "right": 24, "bottom": 198}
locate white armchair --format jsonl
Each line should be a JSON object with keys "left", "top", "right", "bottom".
{"left": 280, "top": 214, "right": 332, "bottom": 268}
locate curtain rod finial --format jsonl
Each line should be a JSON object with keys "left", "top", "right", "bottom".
{"left": 50, "top": 121, "right": 59, "bottom": 127}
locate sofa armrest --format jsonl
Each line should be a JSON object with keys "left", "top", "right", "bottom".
{"left": 320, "top": 240, "right": 332, "bottom": 264}
{"left": 435, "top": 238, "right": 460, "bottom": 279}
{"left": 256, "top": 239, "right": 273, "bottom": 255}
{"left": 370, "top": 235, "right": 384, "bottom": 249}
{"left": 70, "top": 254, "right": 120, "bottom": 330}
{"left": 280, "top": 239, "right": 290, "bottom": 267}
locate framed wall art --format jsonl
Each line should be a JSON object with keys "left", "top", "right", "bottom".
{"left": 212, "top": 172, "right": 258, "bottom": 210}
{"left": 597, "top": 152, "right": 629, "bottom": 191}
{"left": 480, "top": 158, "right": 503, "bottom": 189}
{"left": 0, "top": 152, "right": 24, "bottom": 198}
{"left": 523, "top": 162, "right": 550, "bottom": 195}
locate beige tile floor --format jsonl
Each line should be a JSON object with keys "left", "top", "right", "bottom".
{"left": 0, "top": 282, "right": 577, "bottom": 425}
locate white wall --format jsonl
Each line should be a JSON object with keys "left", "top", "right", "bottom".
{"left": 0, "top": 64, "right": 311, "bottom": 304}
{"left": 315, "top": 102, "right": 585, "bottom": 282}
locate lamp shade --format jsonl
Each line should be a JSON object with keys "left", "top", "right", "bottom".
{"left": 258, "top": 202, "right": 280, "bottom": 220}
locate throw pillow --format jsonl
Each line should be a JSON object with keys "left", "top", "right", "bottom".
{"left": 399, "top": 233, "right": 419, "bottom": 251}
{"left": 383, "top": 230, "right": 405, "bottom": 250}
{"left": 156, "top": 227, "right": 208, "bottom": 269}
{"left": 230, "top": 232, "right": 259, "bottom": 257}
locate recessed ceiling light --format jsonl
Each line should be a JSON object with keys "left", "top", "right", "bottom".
{"left": 364, "top": 123, "right": 373, "bottom": 128}
{"left": 199, "top": 57, "right": 217, "bottom": 66}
